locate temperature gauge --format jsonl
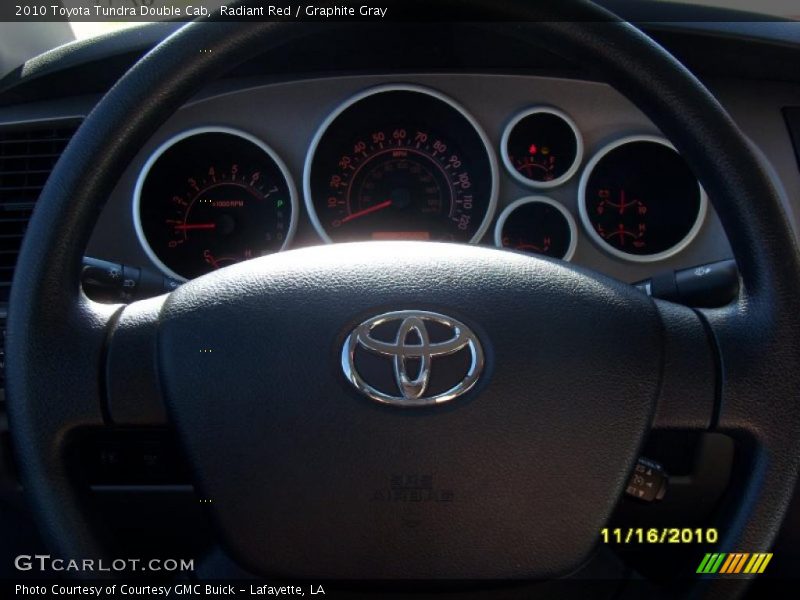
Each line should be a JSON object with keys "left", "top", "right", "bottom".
{"left": 501, "top": 107, "right": 583, "bottom": 188}
{"left": 495, "top": 196, "right": 577, "bottom": 260}
{"left": 579, "top": 135, "right": 707, "bottom": 262}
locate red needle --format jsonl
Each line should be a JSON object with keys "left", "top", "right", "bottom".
{"left": 339, "top": 200, "right": 393, "bottom": 224}
{"left": 174, "top": 223, "right": 217, "bottom": 231}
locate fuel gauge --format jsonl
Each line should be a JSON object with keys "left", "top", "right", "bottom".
{"left": 578, "top": 135, "right": 706, "bottom": 262}
{"left": 495, "top": 196, "right": 577, "bottom": 260}
{"left": 501, "top": 107, "right": 583, "bottom": 188}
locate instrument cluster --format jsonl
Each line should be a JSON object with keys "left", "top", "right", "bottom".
{"left": 134, "top": 83, "right": 707, "bottom": 280}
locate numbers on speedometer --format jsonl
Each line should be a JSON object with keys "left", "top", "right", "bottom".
{"left": 305, "top": 85, "right": 498, "bottom": 243}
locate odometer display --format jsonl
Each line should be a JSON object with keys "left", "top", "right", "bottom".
{"left": 579, "top": 136, "right": 706, "bottom": 262}
{"left": 305, "top": 86, "right": 497, "bottom": 243}
{"left": 135, "top": 128, "right": 296, "bottom": 280}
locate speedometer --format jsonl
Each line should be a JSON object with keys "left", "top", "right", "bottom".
{"left": 304, "top": 85, "right": 498, "bottom": 243}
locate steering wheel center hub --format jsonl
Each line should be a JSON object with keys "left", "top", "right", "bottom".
{"left": 156, "top": 242, "right": 661, "bottom": 578}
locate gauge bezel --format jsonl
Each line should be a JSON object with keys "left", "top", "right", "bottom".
{"left": 303, "top": 83, "right": 499, "bottom": 244}
{"left": 577, "top": 134, "right": 708, "bottom": 263}
{"left": 494, "top": 196, "right": 578, "bottom": 261}
{"left": 500, "top": 106, "right": 584, "bottom": 189}
{"left": 132, "top": 125, "right": 299, "bottom": 282}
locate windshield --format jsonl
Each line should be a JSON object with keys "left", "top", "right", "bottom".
{"left": 0, "top": 0, "right": 795, "bottom": 66}
{"left": 63, "top": 0, "right": 797, "bottom": 42}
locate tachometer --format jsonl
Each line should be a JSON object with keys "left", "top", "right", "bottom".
{"left": 578, "top": 135, "right": 706, "bottom": 262}
{"left": 134, "top": 127, "right": 297, "bottom": 280}
{"left": 304, "top": 85, "right": 498, "bottom": 243}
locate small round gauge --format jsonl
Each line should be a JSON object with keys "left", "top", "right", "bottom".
{"left": 501, "top": 107, "right": 583, "bottom": 188}
{"left": 305, "top": 84, "right": 498, "bottom": 243}
{"left": 134, "top": 127, "right": 297, "bottom": 280}
{"left": 494, "top": 197, "right": 577, "bottom": 260}
{"left": 578, "top": 135, "right": 707, "bottom": 262}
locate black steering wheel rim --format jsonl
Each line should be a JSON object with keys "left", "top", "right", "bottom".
{"left": 6, "top": 1, "right": 800, "bottom": 595}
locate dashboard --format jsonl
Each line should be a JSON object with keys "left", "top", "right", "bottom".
{"left": 84, "top": 71, "right": 783, "bottom": 286}
{"left": 0, "top": 70, "right": 797, "bottom": 293}
{"left": 131, "top": 79, "right": 712, "bottom": 283}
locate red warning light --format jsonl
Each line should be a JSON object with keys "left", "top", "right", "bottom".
{"left": 528, "top": 143, "right": 538, "bottom": 155}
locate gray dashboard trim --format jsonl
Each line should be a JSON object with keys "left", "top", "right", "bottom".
{"left": 0, "top": 113, "right": 84, "bottom": 128}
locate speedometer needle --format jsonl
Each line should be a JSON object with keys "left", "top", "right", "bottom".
{"left": 339, "top": 200, "right": 393, "bottom": 224}
{"left": 174, "top": 223, "right": 217, "bottom": 231}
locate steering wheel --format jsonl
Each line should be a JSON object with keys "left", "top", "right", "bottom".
{"left": 6, "top": 1, "right": 800, "bottom": 597}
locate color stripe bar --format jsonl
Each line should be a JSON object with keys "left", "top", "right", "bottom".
{"left": 710, "top": 553, "right": 726, "bottom": 573}
{"left": 743, "top": 553, "right": 774, "bottom": 574}
{"left": 698, "top": 553, "right": 727, "bottom": 574}
{"left": 733, "top": 553, "right": 750, "bottom": 573}
{"left": 697, "top": 553, "right": 720, "bottom": 573}
{"left": 697, "top": 554, "right": 714, "bottom": 574}
{"left": 703, "top": 552, "right": 776, "bottom": 575}
{"left": 744, "top": 554, "right": 761, "bottom": 574}
{"left": 719, "top": 554, "right": 737, "bottom": 574}
{"left": 720, "top": 553, "right": 748, "bottom": 574}
{"left": 758, "top": 553, "right": 773, "bottom": 573}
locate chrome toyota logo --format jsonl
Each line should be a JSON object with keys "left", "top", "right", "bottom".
{"left": 341, "top": 310, "right": 484, "bottom": 407}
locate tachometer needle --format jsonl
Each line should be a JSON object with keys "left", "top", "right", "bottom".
{"left": 174, "top": 223, "right": 217, "bottom": 231}
{"left": 339, "top": 200, "right": 393, "bottom": 224}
